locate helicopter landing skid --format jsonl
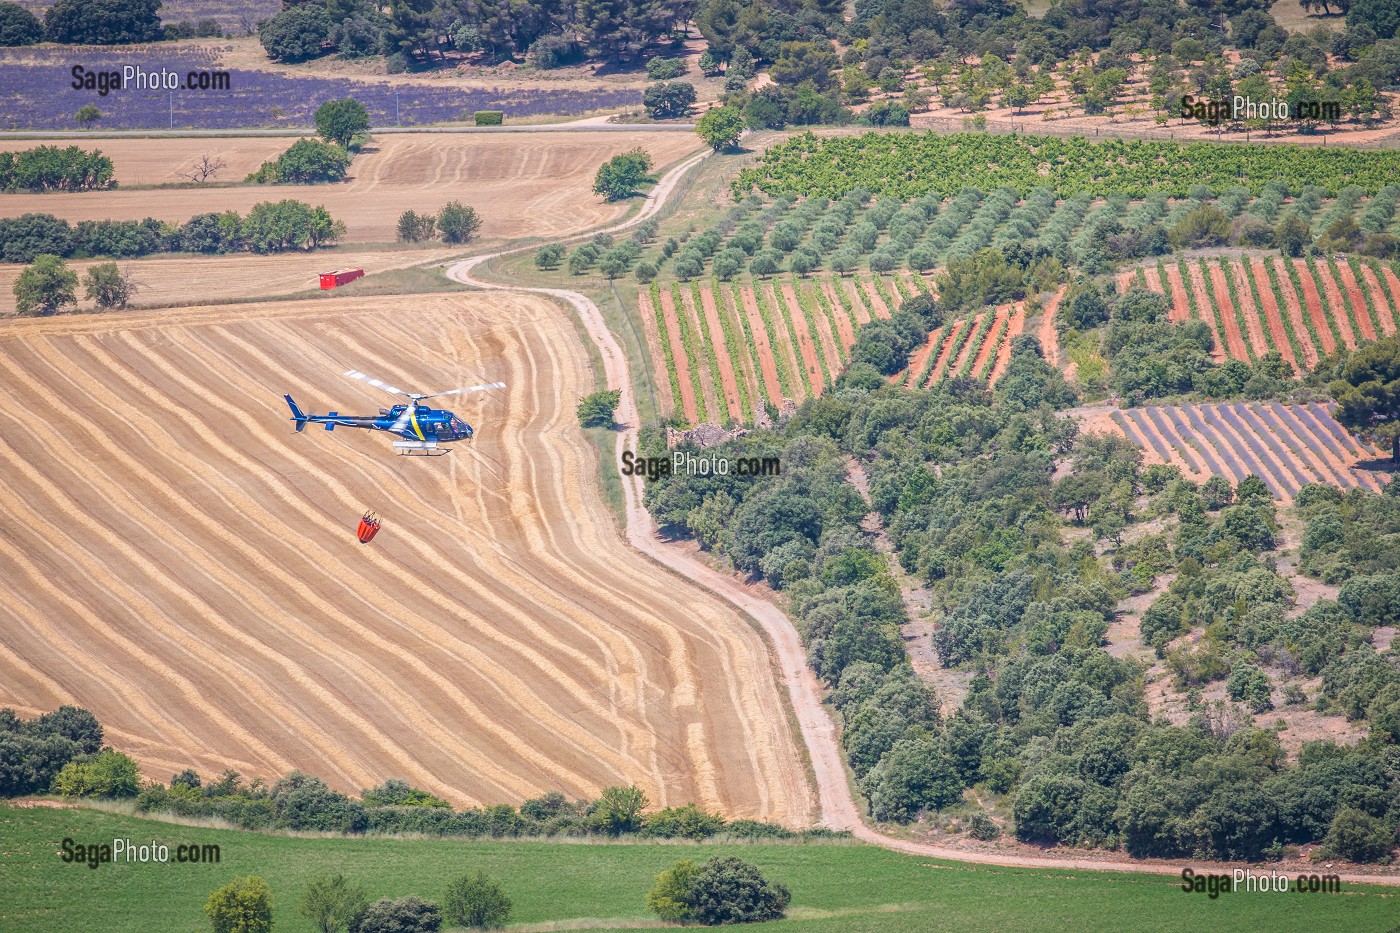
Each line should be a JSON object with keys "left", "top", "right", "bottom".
{"left": 392, "top": 440, "right": 450, "bottom": 457}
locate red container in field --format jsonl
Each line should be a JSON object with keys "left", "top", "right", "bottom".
{"left": 320, "top": 268, "right": 365, "bottom": 289}
{"left": 356, "top": 511, "right": 380, "bottom": 544}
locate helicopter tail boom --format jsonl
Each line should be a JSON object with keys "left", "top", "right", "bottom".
{"left": 285, "top": 395, "right": 309, "bottom": 432}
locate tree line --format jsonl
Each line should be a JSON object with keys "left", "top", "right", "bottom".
{"left": 0, "top": 202, "right": 345, "bottom": 265}
{"left": 0, "top": 146, "right": 115, "bottom": 193}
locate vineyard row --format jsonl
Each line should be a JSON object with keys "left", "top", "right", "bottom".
{"left": 1121, "top": 254, "right": 1400, "bottom": 373}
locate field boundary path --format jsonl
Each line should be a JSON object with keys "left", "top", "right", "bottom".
{"left": 444, "top": 157, "right": 1400, "bottom": 888}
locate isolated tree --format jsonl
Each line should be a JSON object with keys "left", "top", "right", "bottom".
{"left": 315, "top": 99, "right": 370, "bottom": 148}
{"left": 302, "top": 873, "right": 369, "bottom": 933}
{"left": 1330, "top": 335, "right": 1400, "bottom": 461}
{"left": 351, "top": 896, "right": 440, "bottom": 933}
{"left": 643, "top": 81, "right": 697, "bottom": 119}
{"left": 13, "top": 254, "right": 77, "bottom": 316}
{"left": 0, "top": 2, "right": 42, "bottom": 45}
{"left": 577, "top": 389, "right": 622, "bottom": 428}
{"left": 591, "top": 784, "right": 648, "bottom": 834}
{"left": 696, "top": 105, "right": 744, "bottom": 151}
{"left": 442, "top": 870, "right": 511, "bottom": 930}
{"left": 205, "top": 876, "right": 273, "bottom": 933}
{"left": 436, "top": 201, "right": 481, "bottom": 244}
{"left": 397, "top": 210, "right": 436, "bottom": 243}
{"left": 534, "top": 243, "right": 565, "bottom": 269}
{"left": 83, "top": 262, "right": 137, "bottom": 310}
{"left": 177, "top": 154, "right": 226, "bottom": 184}
{"left": 73, "top": 105, "right": 101, "bottom": 129}
{"left": 592, "top": 148, "right": 652, "bottom": 201}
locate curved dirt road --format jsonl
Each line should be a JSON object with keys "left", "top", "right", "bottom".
{"left": 445, "top": 156, "right": 1400, "bottom": 888}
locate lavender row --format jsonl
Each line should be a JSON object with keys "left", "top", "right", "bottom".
{"left": 0, "top": 60, "right": 640, "bottom": 130}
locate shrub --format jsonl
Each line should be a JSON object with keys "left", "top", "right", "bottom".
{"left": 634, "top": 261, "right": 657, "bottom": 283}
{"left": 74, "top": 104, "right": 101, "bottom": 128}
{"left": 526, "top": 35, "right": 578, "bottom": 69}
{"left": 437, "top": 202, "right": 482, "bottom": 244}
{"left": 686, "top": 856, "right": 791, "bottom": 925}
{"left": 1324, "top": 807, "right": 1394, "bottom": 863}
{"left": 968, "top": 811, "right": 1001, "bottom": 840}
{"left": 591, "top": 785, "right": 647, "bottom": 835}
{"left": 397, "top": 211, "right": 436, "bottom": 243}
{"left": 646, "top": 56, "right": 687, "bottom": 80}
{"left": 641, "top": 803, "right": 725, "bottom": 839}
{"left": 83, "top": 262, "right": 137, "bottom": 310}
{"left": 13, "top": 254, "right": 77, "bottom": 315}
{"left": 442, "top": 871, "right": 511, "bottom": 929}
{"left": 206, "top": 876, "right": 273, "bottom": 933}
{"left": 577, "top": 389, "right": 621, "bottom": 428}
{"left": 350, "top": 896, "right": 441, "bottom": 933}
{"left": 473, "top": 110, "right": 504, "bottom": 126}
{"left": 301, "top": 873, "right": 369, "bottom": 933}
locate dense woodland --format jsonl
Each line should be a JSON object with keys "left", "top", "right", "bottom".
{"left": 641, "top": 299, "right": 1400, "bottom": 861}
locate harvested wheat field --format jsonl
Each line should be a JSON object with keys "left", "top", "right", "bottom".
{"left": 0, "top": 292, "right": 810, "bottom": 823}
{"left": 0, "top": 246, "right": 468, "bottom": 315}
{"left": 0, "top": 132, "right": 704, "bottom": 241}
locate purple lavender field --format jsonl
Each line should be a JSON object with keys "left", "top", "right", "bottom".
{"left": 0, "top": 48, "right": 641, "bottom": 130}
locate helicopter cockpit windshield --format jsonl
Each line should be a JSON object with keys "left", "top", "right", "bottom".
{"left": 449, "top": 416, "right": 472, "bottom": 438}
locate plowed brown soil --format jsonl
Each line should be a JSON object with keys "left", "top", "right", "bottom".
{"left": 0, "top": 132, "right": 702, "bottom": 242}
{"left": 0, "top": 294, "right": 809, "bottom": 822}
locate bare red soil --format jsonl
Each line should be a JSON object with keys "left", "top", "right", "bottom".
{"left": 1292, "top": 258, "right": 1340, "bottom": 355}
{"left": 738, "top": 286, "right": 783, "bottom": 408}
{"left": 1357, "top": 264, "right": 1398, "bottom": 336}
{"left": 1311, "top": 259, "right": 1358, "bottom": 348}
{"left": 1333, "top": 261, "right": 1377, "bottom": 342}
{"left": 780, "top": 284, "right": 825, "bottom": 398}
{"left": 698, "top": 284, "right": 744, "bottom": 423}
{"left": 1243, "top": 259, "right": 1299, "bottom": 373}
{"left": 657, "top": 287, "right": 698, "bottom": 423}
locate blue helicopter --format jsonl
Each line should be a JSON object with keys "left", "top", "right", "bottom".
{"left": 284, "top": 369, "right": 506, "bottom": 456}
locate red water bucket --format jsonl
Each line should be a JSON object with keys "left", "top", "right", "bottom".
{"left": 357, "top": 512, "right": 380, "bottom": 544}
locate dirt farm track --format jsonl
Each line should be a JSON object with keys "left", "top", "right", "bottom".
{"left": 0, "top": 293, "right": 810, "bottom": 823}
{"left": 0, "top": 132, "right": 705, "bottom": 242}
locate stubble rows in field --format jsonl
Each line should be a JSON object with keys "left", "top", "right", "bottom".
{"left": 0, "top": 246, "right": 469, "bottom": 315}
{"left": 0, "top": 132, "right": 704, "bottom": 242}
{"left": 0, "top": 293, "right": 810, "bottom": 823}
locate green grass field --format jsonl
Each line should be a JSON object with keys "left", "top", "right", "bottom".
{"left": 2, "top": 803, "right": 1396, "bottom": 932}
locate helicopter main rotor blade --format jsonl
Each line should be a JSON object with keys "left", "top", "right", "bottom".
{"left": 420, "top": 381, "right": 507, "bottom": 400}
{"left": 345, "top": 369, "right": 410, "bottom": 398}
{"left": 388, "top": 404, "right": 416, "bottom": 436}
